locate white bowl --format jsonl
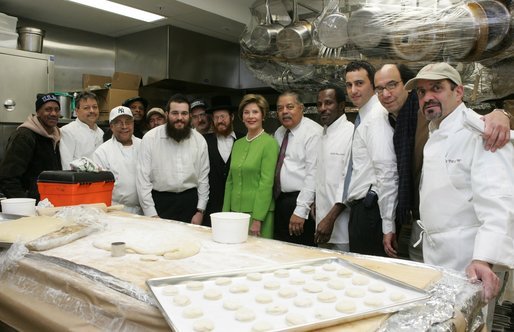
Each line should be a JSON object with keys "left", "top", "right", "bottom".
{"left": 210, "top": 212, "right": 251, "bottom": 244}
{"left": 1, "top": 198, "right": 36, "bottom": 216}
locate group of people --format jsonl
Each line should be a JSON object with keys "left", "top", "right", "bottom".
{"left": 0, "top": 61, "right": 513, "bottom": 309}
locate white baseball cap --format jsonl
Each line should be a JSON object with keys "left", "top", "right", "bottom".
{"left": 109, "top": 106, "right": 133, "bottom": 123}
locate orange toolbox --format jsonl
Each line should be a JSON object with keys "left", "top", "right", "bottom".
{"left": 37, "top": 171, "right": 115, "bottom": 207}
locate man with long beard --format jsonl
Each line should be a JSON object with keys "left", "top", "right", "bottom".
{"left": 202, "top": 96, "right": 243, "bottom": 226}
{"left": 137, "top": 93, "right": 209, "bottom": 224}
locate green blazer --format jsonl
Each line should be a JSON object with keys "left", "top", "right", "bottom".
{"left": 223, "top": 133, "right": 279, "bottom": 223}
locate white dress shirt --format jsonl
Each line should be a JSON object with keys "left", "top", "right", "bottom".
{"left": 274, "top": 116, "right": 323, "bottom": 218}
{"left": 316, "top": 114, "right": 354, "bottom": 244}
{"left": 347, "top": 95, "right": 398, "bottom": 234}
{"left": 136, "top": 126, "right": 210, "bottom": 217}
{"left": 60, "top": 119, "right": 104, "bottom": 170}
{"left": 217, "top": 131, "right": 237, "bottom": 163}
{"left": 92, "top": 136, "right": 142, "bottom": 215}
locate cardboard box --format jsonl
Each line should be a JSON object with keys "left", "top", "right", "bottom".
{"left": 38, "top": 171, "right": 115, "bottom": 207}
{"left": 82, "top": 72, "right": 142, "bottom": 113}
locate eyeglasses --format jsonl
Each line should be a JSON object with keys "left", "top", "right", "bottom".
{"left": 214, "top": 113, "right": 229, "bottom": 121}
{"left": 375, "top": 81, "right": 401, "bottom": 95}
{"left": 191, "top": 112, "right": 207, "bottom": 119}
{"left": 277, "top": 103, "right": 297, "bottom": 112}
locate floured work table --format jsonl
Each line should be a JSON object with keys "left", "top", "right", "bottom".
{"left": 0, "top": 212, "right": 484, "bottom": 331}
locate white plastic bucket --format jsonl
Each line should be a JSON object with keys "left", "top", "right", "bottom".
{"left": 1, "top": 198, "right": 36, "bottom": 216}
{"left": 210, "top": 212, "right": 251, "bottom": 244}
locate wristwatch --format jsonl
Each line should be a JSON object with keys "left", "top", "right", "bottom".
{"left": 197, "top": 208, "right": 205, "bottom": 214}
{"left": 496, "top": 109, "right": 512, "bottom": 120}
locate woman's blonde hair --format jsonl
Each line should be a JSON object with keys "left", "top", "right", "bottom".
{"left": 238, "top": 94, "right": 269, "bottom": 119}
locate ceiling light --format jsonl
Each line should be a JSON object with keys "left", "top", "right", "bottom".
{"left": 67, "top": 0, "right": 165, "bottom": 22}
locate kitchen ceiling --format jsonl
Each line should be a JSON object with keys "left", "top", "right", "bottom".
{"left": 0, "top": 0, "right": 257, "bottom": 42}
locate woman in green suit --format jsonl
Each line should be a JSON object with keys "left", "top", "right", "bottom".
{"left": 223, "top": 94, "right": 279, "bottom": 238}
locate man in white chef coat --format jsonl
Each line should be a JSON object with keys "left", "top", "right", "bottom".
{"left": 60, "top": 91, "right": 104, "bottom": 170}
{"left": 92, "top": 106, "right": 142, "bottom": 215}
{"left": 405, "top": 62, "right": 514, "bottom": 303}
{"left": 314, "top": 84, "right": 353, "bottom": 252}
{"left": 137, "top": 93, "right": 209, "bottom": 224}
{"left": 273, "top": 90, "right": 322, "bottom": 246}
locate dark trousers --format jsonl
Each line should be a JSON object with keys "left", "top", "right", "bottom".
{"left": 152, "top": 188, "right": 198, "bottom": 223}
{"left": 348, "top": 198, "right": 387, "bottom": 257}
{"left": 274, "top": 191, "right": 316, "bottom": 247}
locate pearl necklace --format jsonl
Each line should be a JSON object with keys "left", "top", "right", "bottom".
{"left": 246, "top": 129, "right": 264, "bottom": 142}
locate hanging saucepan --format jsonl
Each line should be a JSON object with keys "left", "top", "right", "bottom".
{"left": 389, "top": 11, "right": 444, "bottom": 62}
{"left": 250, "top": 0, "right": 283, "bottom": 55}
{"left": 317, "top": 0, "right": 349, "bottom": 49}
{"left": 476, "top": 0, "right": 512, "bottom": 58}
{"left": 276, "top": 0, "right": 315, "bottom": 59}
{"left": 347, "top": 6, "right": 390, "bottom": 57}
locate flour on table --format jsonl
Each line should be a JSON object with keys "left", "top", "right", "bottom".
{"left": 92, "top": 229, "right": 200, "bottom": 259}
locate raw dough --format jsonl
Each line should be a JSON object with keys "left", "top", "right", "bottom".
{"left": 186, "top": 280, "right": 204, "bottom": 291}
{"left": 368, "top": 283, "right": 386, "bottom": 293}
{"left": 173, "top": 294, "right": 191, "bottom": 306}
{"left": 215, "top": 277, "right": 232, "bottom": 286}
{"left": 223, "top": 298, "right": 242, "bottom": 311}
{"left": 161, "top": 285, "right": 179, "bottom": 296}
{"left": 229, "top": 283, "right": 249, "bottom": 293}
{"left": 337, "top": 268, "right": 353, "bottom": 278}
{"left": 274, "top": 269, "right": 290, "bottom": 278}
{"left": 294, "top": 297, "right": 313, "bottom": 308}
{"left": 317, "top": 291, "right": 337, "bottom": 303}
{"left": 0, "top": 216, "right": 69, "bottom": 243}
{"left": 336, "top": 300, "right": 357, "bottom": 314}
{"left": 322, "top": 263, "right": 337, "bottom": 271}
{"left": 255, "top": 293, "right": 273, "bottom": 304}
{"left": 345, "top": 288, "right": 365, "bottom": 298}
{"left": 203, "top": 288, "right": 222, "bottom": 300}
{"left": 313, "top": 273, "right": 330, "bottom": 281}
{"left": 278, "top": 287, "right": 297, "bottom": 299}
{"left": 247, "top": 272, "right": 263, "bottom": 281}
{"left": 303, "top": 283, "right": 323, "bottom": 293}
{"left": 265, "top": 304, "right": 288, "bottom": 315}
{"left": 183, "top": 306, "right": 203, "bottom": 319}
{"left": 352, "top": 275, "right": 370, "bottom": 286}
{"left": 193, "top": 318, "right": 214, "bottom": 332}
{"left": 92, "top": 230, "right": 200, "bottom": 259}
{"left": 235, "top": 307, "right": 256, "bottom": 321}
{"left": 390, "top": 292, "right": 406, "bottom": 302}
{"left": 327, "top": 279, "right": 345, "bottom": 290}
{"left": 290, "top": 276, "right": 305, "bottom": 285}
{"left": 300, "top": 265, "right": 315, "bottom": 274}
{"left": 252, "top": 321, "right": 273, "bottom": 332}
{"left": 140, "top": 255, "right": 160, "bottom": 261}
{"left": 263, "top": 280, "right": 281, "bottom": 290}
{"left": 286, "top": 312, "right": 307, "bottom": 326}
{"left": 364, "top": 296, "right": 384, "bottom": 307}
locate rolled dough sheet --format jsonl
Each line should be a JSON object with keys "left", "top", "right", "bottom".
{"left": 0, "top": 216, "right": 69, "bottom": 243}
{"left": 92, "top": 230, "right": 200, "bottom": 259}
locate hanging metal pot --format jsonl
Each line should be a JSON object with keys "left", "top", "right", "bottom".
{"left": 347, "top": 6, "right": 390, "bottom": 57}
{"left": 276, "top": 0, "right": 315, "bottom": 59}
{"left": 317, "top": 0, "right": 349, "bottom": 49}
{"left": 476, "top": 0, "right": 512, "bottom": 59}
{"left": 250, "top": 0, "right": 283, "bottom": 55}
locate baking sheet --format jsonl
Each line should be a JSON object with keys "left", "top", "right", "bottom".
{"left": 147, "top": 257, "right": 429, "bottom": 332}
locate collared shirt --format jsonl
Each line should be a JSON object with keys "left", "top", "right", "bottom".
{"left": 136, "top": 126, "right": 210, "bottom": 216}
{"left": 60, "top": 119, "right": 104, "bottom": 170}
{"left": 274, "top": 117, "right": 323, "bottom": 218}
{"left": 316, "top": 114, "right": 354, "bottom": 244}
{"left": 347, "top": 95, "right": 398, "bottom": 234}
{"left": 217, "top": 131, "right": 237, "bottom": 163}
{"left": 92, "top": 136, "right": 142, "bottom": 215}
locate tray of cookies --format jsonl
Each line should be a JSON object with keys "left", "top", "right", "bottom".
{"left": 147, "top": 257, "right": 429, "bottom": 332}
